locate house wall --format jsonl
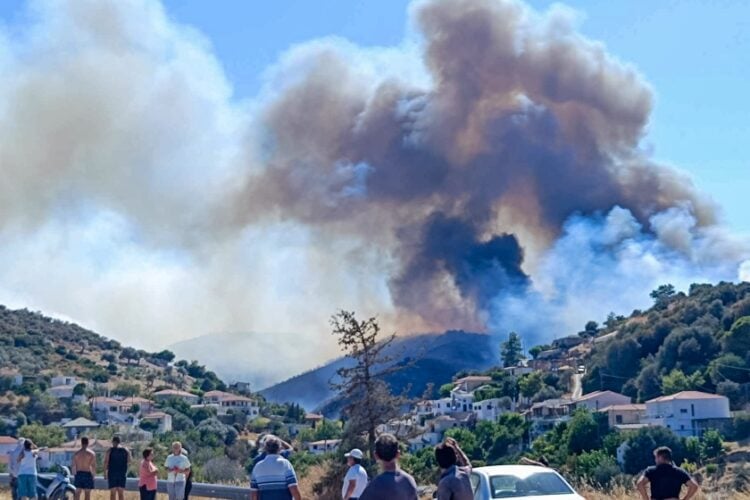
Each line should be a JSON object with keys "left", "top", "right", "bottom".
{"left": 645, "top": 397, "right": 731, "bottom": 437}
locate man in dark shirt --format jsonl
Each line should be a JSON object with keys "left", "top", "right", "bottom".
{"left": 359, "top": 433, "right": 418, "bottom": 500}
{"left": 104, "top": 436, "right": 131, "bottom": 500}
{"left": 636, "top": 446, "right": 699, "bottom": 500}
{"left": 435, "top": 437, "right": 473, "bottom": 500}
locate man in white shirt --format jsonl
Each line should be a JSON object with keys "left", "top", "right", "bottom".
{"left": 164, "top": 441, "right": 191, "bottom": 500}
{"left": 342, "top": 448, "right": 368, "bottom": 500}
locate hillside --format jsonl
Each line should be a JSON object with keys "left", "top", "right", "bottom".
{"left": 0, "top": 305, "right": 227, "bottom": 418}
{"left": 580, "top": 281, "right": 750, "bottom": 409}
{"left": 260, "top": 330, "right": 497, "bottom": 412}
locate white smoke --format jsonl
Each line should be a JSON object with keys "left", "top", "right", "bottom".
{"left": 490, "top": 206, "right": 750, "bottom": 343}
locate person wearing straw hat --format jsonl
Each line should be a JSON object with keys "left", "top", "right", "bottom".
{"left": 342, "top": 448, "right": 368, "bottom": 500}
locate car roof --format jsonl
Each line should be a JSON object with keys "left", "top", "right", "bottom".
{"left": 473, "top": 465, "right": 560, "bottom": 478}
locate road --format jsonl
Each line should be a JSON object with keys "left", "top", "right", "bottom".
{"left": 571, "top": 372, "right": 583, "bottom": 399}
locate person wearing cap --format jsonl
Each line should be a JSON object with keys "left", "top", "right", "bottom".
{"left": 342, "top": 448, "right": 368, "bottom": 500}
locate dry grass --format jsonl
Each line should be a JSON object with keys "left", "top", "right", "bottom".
{"left": 576, "top": 484, "right": 750, "bottom": 500}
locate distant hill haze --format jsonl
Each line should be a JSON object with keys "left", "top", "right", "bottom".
{"left": 260, "top": 330, "right": 498, "bottom": 413}
{"left": 170, "top": 330, "right": 498, "bottom": 412}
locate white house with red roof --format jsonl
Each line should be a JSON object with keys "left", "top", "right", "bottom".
{"left": 198, "top": 390, "right": 259, "bottom": 416}
{"left": 140, "top": 412, "right": 173, "bottom": 433}
{"left": 644, "top": 391, "right": 731, "bottom": 437}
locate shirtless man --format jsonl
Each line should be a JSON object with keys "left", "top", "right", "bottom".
{"left": 72, "top": 436, "right": 97, "bottom": 500}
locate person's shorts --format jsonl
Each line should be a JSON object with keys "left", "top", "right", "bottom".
{"left": 75, "top": 471, "right": 95, "bottom": 489}
{"left": 108, "top": 474, "right": 127, "bottom": 489}
{"left": 17, "top": 474, "right": 37, "bottom": 498}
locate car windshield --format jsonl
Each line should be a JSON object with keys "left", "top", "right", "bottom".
{"left": 490, "top": 472, "right": 573, "bottom": 498}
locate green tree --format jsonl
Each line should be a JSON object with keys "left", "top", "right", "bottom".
{"left": 623, "top": 427, "right": 685, "bottom": 475}
{"left": 330, "top": 310, "right": 405, "bottom": 460}
{"left": 314, "top": 419, "right": 341, "bottom": 441}
{"left": 439, "top": 383, "right": 454, "bottom": 398}
{"left": 700, "top": 429, "right": 724, "bottom": 462}
{"left": 154, "top": 350, "right": 176, "bottom": 363}
{"left": 565, "top": 410, "right": 600, "bottom": 455}
{"left": 661, "top": 369, "right": 705, "bottom": 395}
{"left": 501, "top": 332, "right": 525, "bottom": 367}
{"left": 518, "top": 372, "right": 544, "bottom": 399}
{"left": 19, "top": 423, "right": 65, "bottom": 448}
{"left": 528, "top": 345, "right": 550, "bottom": 360}
{"left": 724, "top": 317, "right": 750, "bottom": 354}
{"left": 650, "top": 284, "right": 676, "bottom": 308}
{"left": 573, "top": 449, "right": 620, "bottom": 487}
{"left": 113, "top": 382, "right": 141, "bottom": 398}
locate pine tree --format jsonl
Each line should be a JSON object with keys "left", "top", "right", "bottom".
{"left": 501, "top": 331, "right": 525, "bottom": 367}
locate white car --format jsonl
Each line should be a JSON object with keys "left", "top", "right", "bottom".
{"left": 469, "top": 465, "right": 584, "bottom": 500}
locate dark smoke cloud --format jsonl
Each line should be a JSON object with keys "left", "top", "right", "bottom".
{"left": 240, "top": 0, "right": 718, "bottom": 330}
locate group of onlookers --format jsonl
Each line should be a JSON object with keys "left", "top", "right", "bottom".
{"left": 6, "top": 435, "right": 192, "bottom": 500}
{"left": 8, "top": 431, "right": 700, "bottom": 500}
{"left": 248, "top": 432, "right": 474, "bottom": 500}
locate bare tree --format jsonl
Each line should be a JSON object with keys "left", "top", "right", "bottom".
{"left": 330, "top": 310, "right": 406, "bottom": 460}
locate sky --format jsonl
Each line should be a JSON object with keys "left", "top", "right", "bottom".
{"left": 0, "top": 0, "right": 747, "bottom": 385}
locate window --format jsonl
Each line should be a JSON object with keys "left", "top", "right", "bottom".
{"left": 680, "top": 408, "right": 688, "bottom": 414}
{"left": 616, "top": 415, "right": 623, "bottom": 424}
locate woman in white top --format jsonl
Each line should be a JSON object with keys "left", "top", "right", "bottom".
{"left": 17, "top": 440, "right": 38, "bottom": 500}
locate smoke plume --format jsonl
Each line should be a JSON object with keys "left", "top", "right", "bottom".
{"left": 0, "top": 0, "right": 747, "bottom": 384}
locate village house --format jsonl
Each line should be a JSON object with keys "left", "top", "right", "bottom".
{"left": 472, "top": 398, "right": 510, "bottom": 422}
{"left": 38, "top": 439, "right": 109, "bottom": 471}
{"left": 90, "top": 396, "right": 153, "bottom": 424}
{"left": 152, "top": 389, "right": 200, "bottom": 405}
{"left": 526, "top": 398, "right": 571, "bottom": 438}
{"left": 414, "top": 400, "right": 435, "bottom": 418}
{"left": 306, "top": 439, "right": 341, "bottom": 455}
{"left": 430, "top": 397, "right": 455, "bottom": 416}
{"left": 140, "top": 412, "right": 173, "bottom": 433}
{"left": 425, "top": 413, "right": 475, "bottom": 435}
{"left": 453, "top": 376, "right": 492, "bottom": 393}
{"left": 304, "top": 413, "right": 324, "bottom": 429}
{"left": 202, "top": 391, "right": 259, "bottom": 416}
{"left": 0, "top": 436, "right": 18, "bottom": 456}
{"left": 407, "top": 430, "right": 443, "bottom": 452}
{"left": 47, "top": 385, "right": 77, "bottom": 400}
{"left": 598, "top": 404, "right": 646, "bottom": 428}
{"left": 61, "top": 417, "right": 100, "bottom": 439}
{"left": 644, "top": 391, "right": 731, "bottom": 437}
{"left": 51, "top": 375, "right": 80, "bottom": 387}
{"left": 377, "top": 417, "right": 419, "bottom": 438}
{"left": 229, "top": 381, "right": 252, "bottom": 393}
{"left": 503, "top": 362, "right": 534, "bottom": 378}
{"left": 568, "top": 390, "right": 631, "bottom": 412}
{"left": 0, "top": 369, "right": 23, "bottom": 387}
